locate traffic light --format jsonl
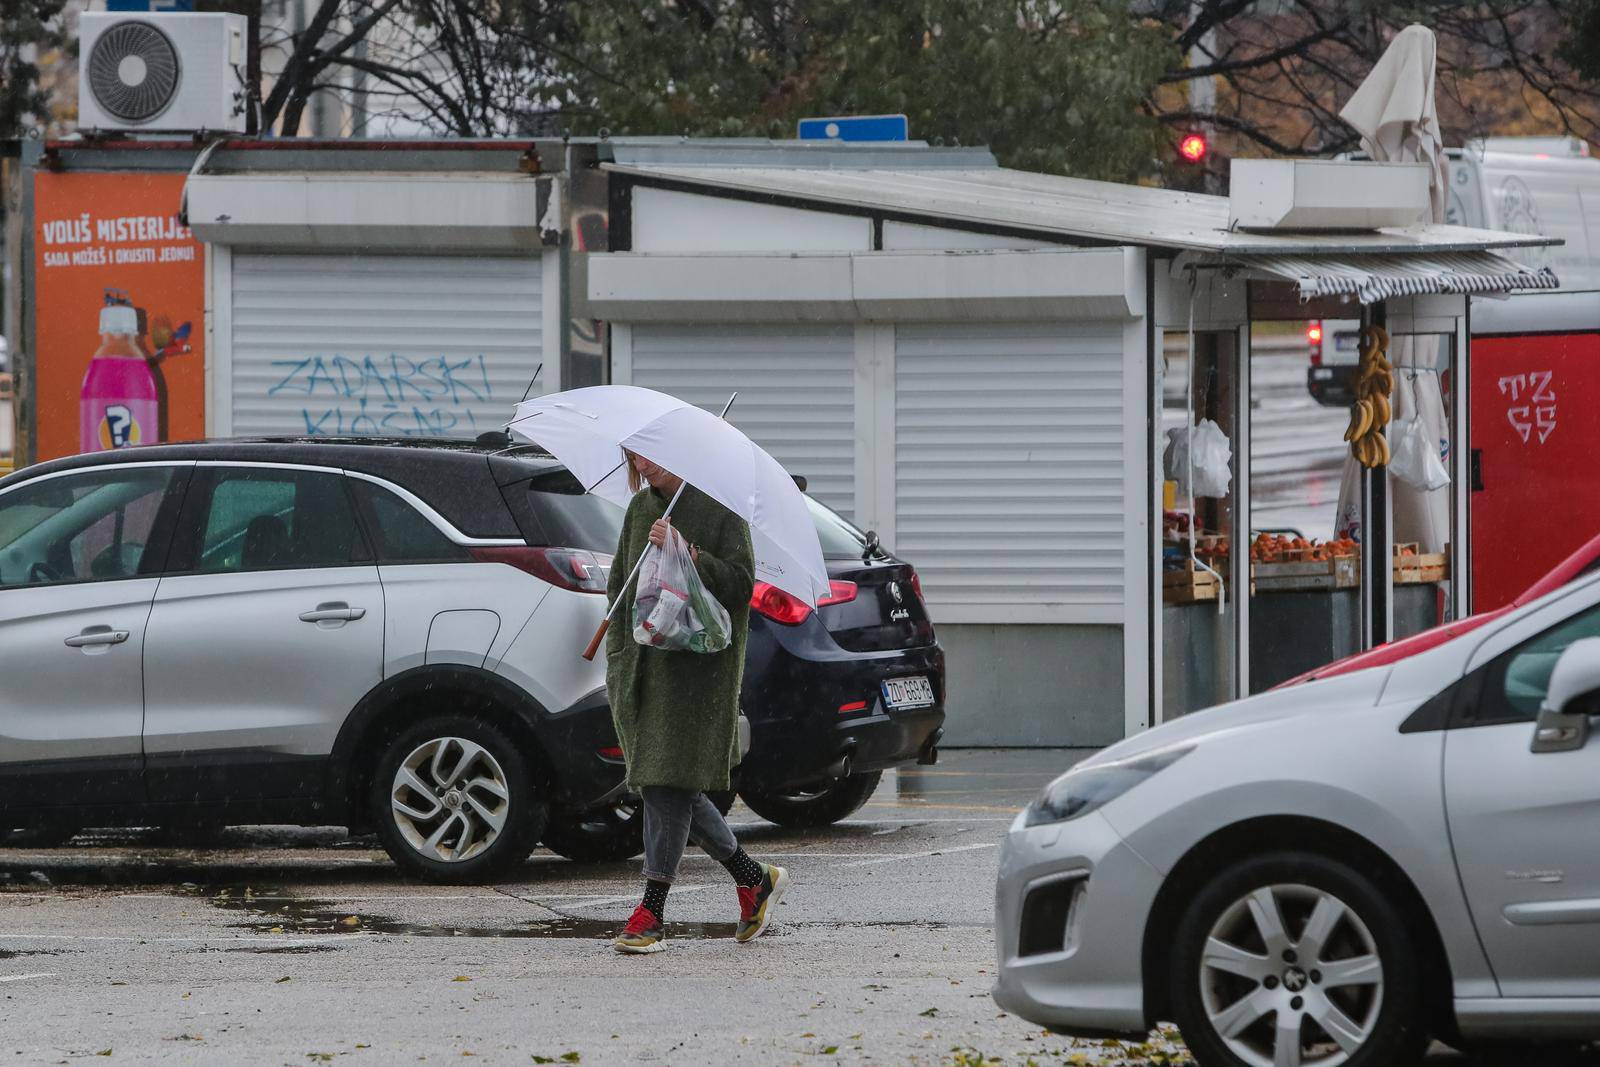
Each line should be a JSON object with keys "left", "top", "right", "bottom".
{"left": 1179, "top": 132, "right": 1208, "bottom": 164}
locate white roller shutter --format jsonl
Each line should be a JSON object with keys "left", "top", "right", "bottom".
{"left": 895, "top": 322, "right": 1126, "bottom": 617}
{"left": 228, "top": 253, "right": 542, "bottom": 439}
{"left": 628, "top": 324, "right": 857, "bottom": 518}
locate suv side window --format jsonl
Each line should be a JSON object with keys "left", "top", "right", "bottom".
{"left": 0, "top": 466, "right": 176, "bottom": 587}
{"left": 349, "top": 479, "right": 469, "bottom": 563}
{"left": 1466, "top": 602, "right": 1600, "bottom": 725}
{"left": 185, "top": 468, "right": 370, "bottom": 574}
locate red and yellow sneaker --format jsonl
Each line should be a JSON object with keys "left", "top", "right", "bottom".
{"left": 613, "top": 905, "right": 665, "bottom": 954}
{"left": 735, "top": 863, "right": 789, "bottom": 943}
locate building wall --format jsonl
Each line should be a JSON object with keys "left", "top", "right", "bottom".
{"left": 938, "top": 623, "right": 1126, "bottom": 746}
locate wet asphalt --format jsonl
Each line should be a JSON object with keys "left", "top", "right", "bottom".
{"left": 0, "top": 749, "right": 1559, "bottom": 1065}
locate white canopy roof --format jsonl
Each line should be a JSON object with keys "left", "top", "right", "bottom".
{"left": 603, "top": 157, "right": 1551, "bottom": 258}
{"left": 603, "top": 142, "right": 1562, "bottom": 298}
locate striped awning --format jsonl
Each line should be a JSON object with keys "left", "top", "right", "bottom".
{"left": 1240, "top": 249, "right": 1559, "bottom": 304}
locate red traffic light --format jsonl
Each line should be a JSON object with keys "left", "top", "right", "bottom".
{"left": 1179, "top": 133, "right": 1208, "bottom": 163}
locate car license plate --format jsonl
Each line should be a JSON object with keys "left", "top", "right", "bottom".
{"left": 1311, "top": 368, "right": 1333, "bottom": 380}
{"left": 882, "top": 675, "right": 934, "bottom": 710}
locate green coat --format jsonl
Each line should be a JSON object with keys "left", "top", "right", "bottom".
{"left": 605, "top": 484, "right": 754, "bottom": 792}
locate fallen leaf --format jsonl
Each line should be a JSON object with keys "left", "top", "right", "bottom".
{"left": 919, "top": 1007, "right": 939, "bottom": 1017}
{"left": 110, "top": 982, "right": 127, "bottom": 987}
{"left": 452, "top": 976, "right": 472, "bottom": 983}
{"left": 531, "top": 1058, "right": 554, "bottom": 1064}
{"left": 275, "top": 976, "right": 292, "bottom": 984}
{"left": 800, "top": 1033, "right": 815, "bottom": 1039}
{"left": 307, "top": 1056, "right": 335, "bottom": 1064}
{"left": 340, "top": 916, "right": 361, "bottom": 927}
{"left": 270, "top": 927, "right": 285, "bottom": 934}
{"left": 95, "top": 1051, "right": 112, "bottom": 1058}
{"left": 821, "top": 1047, "right": 838, "bottom": 1055}
{"left": 356, "top": 1045, "right": 370, "bottom": 1050}
{"left": 559, "top": 1055, "right": 580, "bottom": 1064}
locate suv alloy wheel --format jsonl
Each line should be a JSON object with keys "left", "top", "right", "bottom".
{"left": 371, "top": 714, "right": 547, "bottom": 884}
{"left": 1169, "top": 851, "right": 1428, "bottom": 1067}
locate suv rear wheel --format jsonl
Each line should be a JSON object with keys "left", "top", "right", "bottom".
{"left": 542, "top": 789, "right": 737, "bottom": 863}
{"left": 371, "top": 714, "right": 547, "bottom": 884}
{"left": 739, "top": 770, "right": 881, "bottom": 828}
{"left": 1168, "top": 850, "right": 1428, "bottom": 1067}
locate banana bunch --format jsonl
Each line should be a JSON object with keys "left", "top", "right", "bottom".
{"left": 1343, "top": 324, "right": 1394, "bottom": 468}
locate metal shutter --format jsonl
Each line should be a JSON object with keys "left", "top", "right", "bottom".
{"left": 629, "top": 324, "right": 857, "bottom": 518}
{"left": 895, "top": 322, "right": 1126, "bottom": 614}
{"left": 229, "top": 253, "right": 542, "bottom": 439}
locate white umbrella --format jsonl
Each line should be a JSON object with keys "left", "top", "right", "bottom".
{"left": 509, "top": 385, "right": 832, "bottom": 652}
{"left": 1333, "top": 24, "right": 1452, "bottom": 553}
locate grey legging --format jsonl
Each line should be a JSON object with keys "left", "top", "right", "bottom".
{"left": 640, "top": 786, "right": 739, "bottom": 885}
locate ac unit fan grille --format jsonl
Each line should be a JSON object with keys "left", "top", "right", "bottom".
{"left": 87, "top": 21, "right": 181, "bottom": 124}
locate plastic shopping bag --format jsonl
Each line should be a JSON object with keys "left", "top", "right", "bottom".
{"left": 1164, "top": 419, "right": 1232, "bottom": 499}
{"left": 1389, "top": 414, "right": 1450, "bottom": 491}
{"left": 632, "top": 527, "right": 732, "bottom": 654}
{"left": 1388, "top": 374, "right": 1451, "bottom": 492}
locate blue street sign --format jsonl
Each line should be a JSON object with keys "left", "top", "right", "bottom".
{"left": 797, "top": 114, "right": 909, "bottom": 142}
{"left": 106, "top": 0, "right": 195, "bottom": 10}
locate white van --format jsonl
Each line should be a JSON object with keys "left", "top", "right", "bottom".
{"left": 1307, "top": 136, "right": 1600, "bottom": 405}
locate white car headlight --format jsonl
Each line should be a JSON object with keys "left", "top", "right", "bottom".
{"left": 1023, "top": 744, "right": 1194, "bottom": 828}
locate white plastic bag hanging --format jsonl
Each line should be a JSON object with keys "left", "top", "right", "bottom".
{"left": 1388, "top": 373, "right": 1450, "bottom": 492}
{"left": 632, "top": 527, "right": 732, "bottom": 654}
{"left": 1164, "top": 419, "right": 1232, "bottom": 499}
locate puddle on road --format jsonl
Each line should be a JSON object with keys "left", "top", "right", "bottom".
{"left": 199, "top": 886, "right": 748, "bottom": 941}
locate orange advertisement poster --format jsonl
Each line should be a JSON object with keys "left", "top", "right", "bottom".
{"left": 33, "top": 171, "right": 205, "bottom": 462}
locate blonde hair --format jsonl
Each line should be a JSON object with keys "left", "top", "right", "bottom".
{"left": 625, "top": 449, "right": 643, "bottom": 494}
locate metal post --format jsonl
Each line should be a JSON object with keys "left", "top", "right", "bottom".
{"left": 1231, "top": 321, "right": 1251, "bottom": 697}
{"left": 1451, "top": 307, "right": 1471, "bottom": 618}
{"left": 1360, "top": 302, "right": 1393, "bottom": 648}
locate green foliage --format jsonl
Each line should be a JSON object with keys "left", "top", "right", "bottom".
{"left": 0, "top": 0, "right": 69, "bottom": 140}
{"left": 564, "top": 0, "right": 1176, "bottom": 181}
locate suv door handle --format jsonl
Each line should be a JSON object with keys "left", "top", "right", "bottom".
{"left": 64, "top": 626, "right": 130, "bottom": 648}
{"left": 299, "top": 603, "right": 367, "bottom": 623}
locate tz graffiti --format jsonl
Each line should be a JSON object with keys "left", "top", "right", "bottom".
{"left": 1497, "top": 370, "right": 1557, "bottom": 445}
{"left": 268, "top": 353, "right": 495, "bottom": 436}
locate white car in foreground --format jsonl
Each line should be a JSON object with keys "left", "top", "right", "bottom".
{"left": 995, "top": 572, "right": 1600, "bottom": 1066}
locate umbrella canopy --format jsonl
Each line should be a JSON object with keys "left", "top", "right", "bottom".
{"left": 509, "top": 385, "right": 831, "bottom": 606}
{"left": 1333, "top": 24, "right": 1452, "bottom": 553}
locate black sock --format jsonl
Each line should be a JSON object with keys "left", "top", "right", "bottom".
{"left": 722, "top": 847, "right": 765, "bottom": 889}
{"left": 641, "top": 879, "right": 669, "bottom": 919}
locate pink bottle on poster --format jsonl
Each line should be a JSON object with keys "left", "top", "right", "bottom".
{"left": 80, "top": 298, "right": 158, "bottom": 453}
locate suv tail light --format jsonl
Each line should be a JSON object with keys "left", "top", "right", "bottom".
{"left": 469, "top": 546, "right": 611, "bottom": 594}
{"left": 1308, "top": 321, "right": 1324, "bottom": 366}
{"left": 749, "top": 580, "right": 856, "bottom": 625}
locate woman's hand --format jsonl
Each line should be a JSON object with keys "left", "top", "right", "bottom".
{"left": 648, "top": 517, "right": 672, "bottom": 548}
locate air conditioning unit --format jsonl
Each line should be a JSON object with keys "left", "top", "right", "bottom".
{"left": 78, "top": 12, "right": 248, "bottom": 134}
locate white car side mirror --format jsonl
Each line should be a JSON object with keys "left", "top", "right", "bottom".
{"left": 1531, "top": 637, "right": 1600, "bottom": 753}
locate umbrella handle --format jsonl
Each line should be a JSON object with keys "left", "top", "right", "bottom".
{"left": 578, "top": 391, "right": 734, "bottom": 661}
{"left": 581, "top": 480, "right": 690, "bottom": 659}
{"left": 581, "top": 618, "right": 610, "bottom": 662}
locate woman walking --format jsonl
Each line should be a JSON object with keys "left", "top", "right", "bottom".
{"left": 606, "top": 450, "right": 789, "bottom": 954}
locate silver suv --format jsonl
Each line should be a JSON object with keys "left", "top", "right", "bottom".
{"left": 0, "top": 438, "right": 630, "bottom": 882}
